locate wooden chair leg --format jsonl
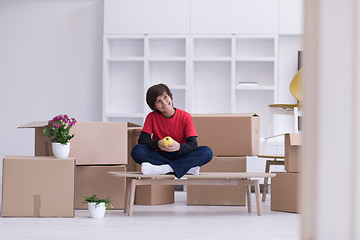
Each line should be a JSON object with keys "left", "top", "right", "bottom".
{"left": 262, "top": 160, "right": 271, "bottom": 202}
{"left": 246, "top": 184, "right": 252, "bottom": 213}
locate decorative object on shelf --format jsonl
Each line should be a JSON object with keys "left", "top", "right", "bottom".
{"left": 83, "top": 194, "right": 113, "bottom": 219}
{"left": 43, "top": 114, "right": 77, "bottom": 158}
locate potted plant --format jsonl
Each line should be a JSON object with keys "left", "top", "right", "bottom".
{"left": 43, "top": 114, "right": 77, "bottom": 158}
{"left": 83, "top": 194, "right": 114, "bottom": 218}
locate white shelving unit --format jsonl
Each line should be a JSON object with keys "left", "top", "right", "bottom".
{"left": 103, "top": 34, "right": 279, "bottom": 136}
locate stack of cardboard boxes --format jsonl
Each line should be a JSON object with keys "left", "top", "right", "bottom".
{"left": 187, "top": 114, "right": 260, "bottom": 206}
{"left": 271, "top": 133, "right": 302, "bottom": 213}
{"left": 2, "top": 121, "right": 175, "bottom": 217}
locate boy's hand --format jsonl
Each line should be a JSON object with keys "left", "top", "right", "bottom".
{"left": 158, "top": 139, "right": 180, "bottom": 152}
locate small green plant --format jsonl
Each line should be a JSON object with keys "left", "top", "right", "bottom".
{"left": 83, "top": 194, "right": 114, "bottom": 212}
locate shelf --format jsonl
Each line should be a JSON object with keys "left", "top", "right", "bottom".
{"left": 149, "top": 61, "right": 186, "bottom": 86}
{"left": 236, "top": 38, "right": 275, "bottom": 58}
{"left": 107, "top": 38, "right": 144, "bottom": 57}
{"left": 193, "top": 61, "right": 231, "bottom": 113}
{"left": 193, "top": 57, "right": 232, "bottom": 62}
{"left": 103, "top": 34, "right": 278, "bottom": 137}
{"left": 193, "top": 38, "right": 232, "bottom": 58}
{"left": 235, "top": 85, "right": 275, "bottom": 90}
{"left": 235, "top": 57, "right": 275, "bottom": 62}
{"left": 148, "top": 57, "right": 187, "bottom": 62}
{"left": 107, "top": 57, "right": 145, "bottom": 62}
{"left": 107, "top": 61, "right": 144, "bottom": 114}
{"left": 149, "top": 38, "right": 186, "bottom": 57}
{"left": 236, "top": 62, "right": 274, "bottom": 86}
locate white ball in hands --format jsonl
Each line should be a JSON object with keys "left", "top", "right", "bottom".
{"left": 162, "top": 136, "right": 174, "bottom": 147}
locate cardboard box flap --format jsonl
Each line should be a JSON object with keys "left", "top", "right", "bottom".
{"left": 128, "top": 122, "right": 141, "bottom": 127}
{"left": 18, "top": 121, "right": 141, "bottom": 129}
{"left": 288, "top": 133, "right": 302, "bottom": 146}
{"left": 18, "top": 121, "right": 48, "bottom": 128}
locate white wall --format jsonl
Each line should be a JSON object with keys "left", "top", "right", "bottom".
{"left": 301, "top": 0, "right": 360, "bottom": 238}
{"left": 0, "top": 0, "right": 104, "bottom": 179}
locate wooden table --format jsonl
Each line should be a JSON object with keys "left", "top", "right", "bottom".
{"left": 108, "top": 172, "right": 276, "bottom": 216}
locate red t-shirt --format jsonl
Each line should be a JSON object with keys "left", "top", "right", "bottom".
{"left": 142, "top": 108, "right": 197, "bottom": 144}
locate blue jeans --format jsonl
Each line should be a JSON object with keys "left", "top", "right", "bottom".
{"left": 131, "top": 144, "right": 213, "bottom": 178}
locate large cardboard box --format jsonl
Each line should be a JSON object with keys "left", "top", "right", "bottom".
{"left": 75, "top": 165, "right": 126, "bottom": 210}
{"left": 271, "top": 172, "right": 299, "bottom": 213}
{"left": 284, "top": 133, "right": 302, "bottom": 172}
{"left": 187, "top": 156, "right": 246, "bottom": 206}
{"left": 1, "top": 156, "right": 75, "bottom": 217}
{"left": 192, "top": 114, "right": 260, "bottom": 156}
{"left": 18, "top": 121, "right": 140, "bottom": 165}
{"left": 127, "top": 127, "right": 175, "bottom": 205}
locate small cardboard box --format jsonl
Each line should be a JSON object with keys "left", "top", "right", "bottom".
{"left": 18, "top": 121, "right": 140, "bottom": 165}
{"left": 127, "top": 127, "right": 175, "bottom": 205}
{"left": 192, "top": 114, "right": 260, "bottom": 156}
{"left": 187, "top": 156, "right": 246, "bottom": 206}
{"left": 271, "top": 172, "right": 299, "bottom": 213}
{"left": 1, "top": 156, "right": 75, "bottom": 217}
{"left": 75, "top": 165, "right": 126, "bottom": 210}
{"left": 134, "top": 185, "right": 175, "bottom": 205}
{"left": 284, "top": 133, "right": 302, "bottom": 172}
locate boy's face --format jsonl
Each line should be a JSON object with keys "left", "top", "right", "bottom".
{"left": 154, "top": 92, "right": 174, "bottom": 116}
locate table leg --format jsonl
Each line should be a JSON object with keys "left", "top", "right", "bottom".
{"left": 128, "top": 179, "right": 137, "bottom": 216}
{"left": 262, "top": 160, "right": 271, "bottom": 202}
{"left": 246, "top": 184, "right": 252, "bottom": 213}
{"left": 124, "top": 177, "right": 131, "bottom": 214}
{"left": 254, "top": 179, "right": 262, "bottom": 216}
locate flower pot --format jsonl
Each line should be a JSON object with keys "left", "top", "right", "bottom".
{"left": 88, "top": 202, "right": 106, "bottom": 218}
{"left": 52, "top": 142, "right": 70, "bottom": 158}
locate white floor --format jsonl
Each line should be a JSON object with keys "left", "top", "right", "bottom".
{"left": 0, "top": 191, "right": 300, "bottom": 240}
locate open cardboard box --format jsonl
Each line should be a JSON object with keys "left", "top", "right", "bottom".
{"left": 18, "top": 121, "right": 140, "bottom": 165}
{"left": 192, "top": 114, "right": 260, "bottom": 156}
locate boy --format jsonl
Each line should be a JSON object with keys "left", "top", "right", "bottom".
{"left": 131, "top": 83, "right": 213, "bottom": 178}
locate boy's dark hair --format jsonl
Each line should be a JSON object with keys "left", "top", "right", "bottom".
{"left": 146, "top": 83, "right": 173, "bottom": 110}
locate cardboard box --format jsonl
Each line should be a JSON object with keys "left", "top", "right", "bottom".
{"left": 134, "top": 185, "right": 175, "bottom": 205}
{"left": 18, "top": 121, "right": 140, "bottom": 165}
{"left": 75, "top": 165, "right": 126, "bottom": 210}
{"left": 127, "top": 127, "right": 142, "bottom": 171}
{"left": 192, "top": 114, "right": 260, "bottom": 156}
{"left": 271, "top": 172, "right": 299, "bottom": 213}
{"left": 285, "top": 133, "right": 302, "bottom": 172}
{"left": 130, "top": 163, "right": 175, "bottom": 205}
{"left": 1, "top": 156, "right": 75, "bottom": 217}
{"left": 187, "top": 156, "right": 246, "bottom": 206}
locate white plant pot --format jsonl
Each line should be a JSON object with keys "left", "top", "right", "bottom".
{"left": 88, "top": 202, "right": 106, "bottom": 218}
{"left": 52, "top": 142, "right": 70, "bottom": 158}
